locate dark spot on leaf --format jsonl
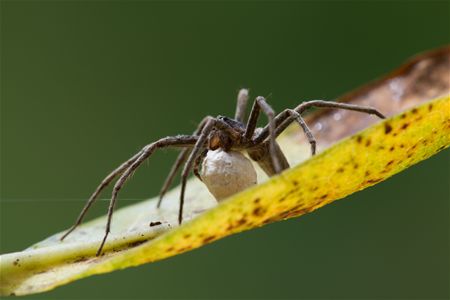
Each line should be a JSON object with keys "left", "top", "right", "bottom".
{"left": 384, "top": 123, "right": 393, "bottom": 134}
{"left": 428, "top": 103, "right": 433, "bottom": 111}
{"left": 288, "top": 189, "right": 299, "bottom": 197}
{"left": 176, "top": 246, "right": 193, "bottom": 253}
{"left": 167, "top": 246, "right": 174, "bottom": 252}
{"left": 73, "top": 256, "right": 88, "bottom": 263}
{"left": 401, "top": 123, "right": 409, "bottom": 130}
{"left": 263, "top": 216, "right": 280, "bottom": 224}
{"left": 400, "top": 144, "right": 405, "bottom": 148}
{"left": 237, "top": 218, "right": 247, "bottom": 226}
{"left": 280, "top": 206, "right": 313, "bottom": 219}
{"left": 366, "top": 178, "right": 383, "bottom": 184}
{"left": 183, "top": 234, "right": 191, "bottom": 239}
{"left": 203, "top": 236, "right": 216, "bottom": 243}
{"left": 252, "top": 207, "right": 266, "bottom": 217}
{"left": 411, "top": 108, "right": 418, "bottom": 114}
{"left": 389, "top": 146, "right": 395, "bottom": 152}
{"left": 337, "top": 167, "right": 344, "bottom": 173}
{"left": 13, "top": 259, "right": 20, "bottom": 266}
{"left": 400, "top": 113, "right": 406, "bottom": 119}
{"left": 126, "top": 240, "right": 147, "bottom": 249}
{"left": 310, "top": 186, "right": 319, "bottom": 192}
{"left": 292, "top": 180, "right": 299, "bottom": 186}
{"left": 365, "top": 139, "right": 371, "bottom": 147}
{"left": 386, "top": 160, "right": 394, "bottom": 167}
{"left": 365, "top": 170, "right": 370, "bottom": 177}
{"left": 356, "top": 135, "right": 363, "bottom": 143}
{"left": 320, "top": 194, "right": 328, "bottom": 200}
{"left": 149, "top": 221, "right": 162, "bottom": 227}
{"left": 278, "top": 196, "right": 287, "bottom": 203}
{"left": 253, "top": 198, "right": 261, "bottom": 204}
{"left": 353, "top": 163, "right": 359, "bottom": 169}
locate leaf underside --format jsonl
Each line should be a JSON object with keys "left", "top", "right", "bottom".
{"left": 1, "top": 47, "right": 449, "bottom": 296}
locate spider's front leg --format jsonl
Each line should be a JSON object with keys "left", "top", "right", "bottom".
{"left": 178, "top": 117, "right": 217, "bottom": 225}
{"left": 244, "top": 96, "right": 284, "bottom": 174}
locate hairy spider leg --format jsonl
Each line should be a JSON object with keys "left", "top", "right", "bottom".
{"left": 178, "top": 118, "right": 218, "bottom": 225}
{"left": 178, "top": 116, "right": 238, "bottom": 225}
{"left": 157, "top": 148, "right": 191, "bottom": 206}
{"left": 234, "top": 88, "right": 250, "bottom": 123}
{"left": 60, "top": 150, "right": 144, "bottom": 241}
{"left": 254, "top": 100, "right": 386, "bottom": 147}
{"left": 244, "top": 96, "right": 282, "bottom": 173}
{"left": 275, "top": 109, "right": 317, "bottom": 155}
{"left": 158, "top": 116, "right": 213, "bottom": 207}
{"left": 296, "top": 100, "right": 385, "bottom": 119}
{"left": 95, "top": 135, "right": 199, "bottom": 256}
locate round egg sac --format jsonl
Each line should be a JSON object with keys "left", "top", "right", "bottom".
{"left": 201, "top": 149, "right": 257, "bottom": 201}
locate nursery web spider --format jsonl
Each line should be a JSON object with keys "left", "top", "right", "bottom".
{"left": 60, "top": 89, "right": 385, "bottom": 256}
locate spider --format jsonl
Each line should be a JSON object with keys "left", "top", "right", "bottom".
{"left": 60, "top": 89, "right": 385, "bottom": 256}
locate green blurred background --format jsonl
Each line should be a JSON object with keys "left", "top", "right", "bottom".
{"left": 1, "top": 1, "right": 449, "bottom": 299}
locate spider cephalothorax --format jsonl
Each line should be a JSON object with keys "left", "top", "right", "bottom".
{"left": 60, "top": 88, "right": 385, "bottom": 255}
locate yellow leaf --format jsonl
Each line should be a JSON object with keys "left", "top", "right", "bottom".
{"left": 1, "top": 47, "right": 449, "bottom": 296}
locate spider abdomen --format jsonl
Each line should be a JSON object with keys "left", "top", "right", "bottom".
{"left": 201, "top": 149, "right": 257, "bottom": 201}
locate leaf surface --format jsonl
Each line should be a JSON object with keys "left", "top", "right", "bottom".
{"left": 1, "top": 47, "right": 449, "bottom": 296}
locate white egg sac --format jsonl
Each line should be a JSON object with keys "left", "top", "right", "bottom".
{"left": 201, "top": 149, "right": 257, "bottom": 201}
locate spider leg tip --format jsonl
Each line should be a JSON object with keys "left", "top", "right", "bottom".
{"left": 373, "top": 110, "right": 386, "bottom": 119}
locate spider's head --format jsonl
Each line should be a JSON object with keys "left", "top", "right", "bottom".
{"left": 208, "top": 129, "right": 233, "bottom": 151}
